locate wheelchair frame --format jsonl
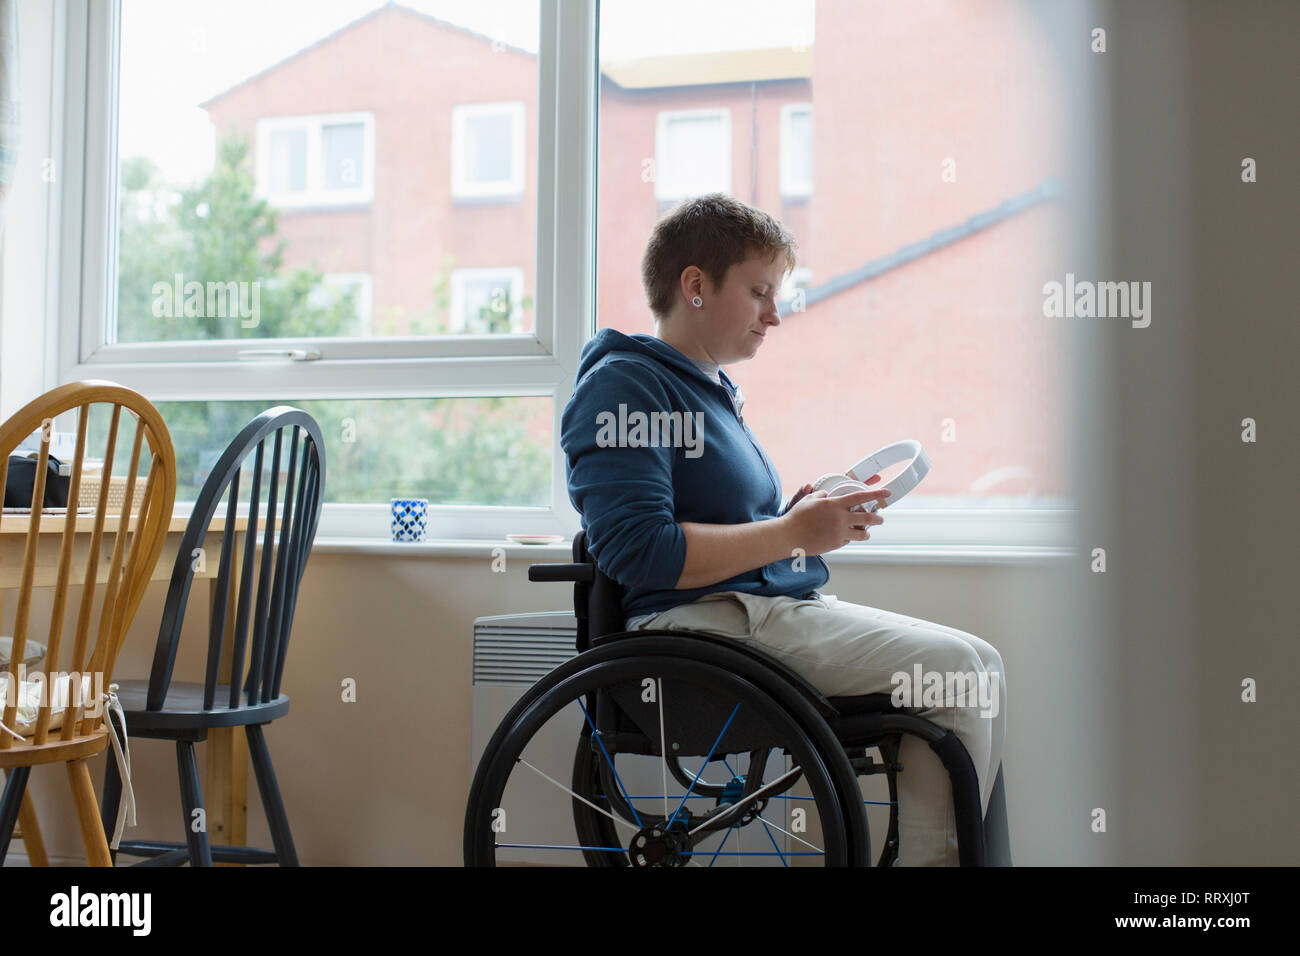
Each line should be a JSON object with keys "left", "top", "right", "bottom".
{"left": 465, "top": 531, "right": 1000, "bottom": 867}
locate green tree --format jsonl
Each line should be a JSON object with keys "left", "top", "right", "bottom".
{"left": 115, "top": 136, "right": 550, "bottom": 509}
{"left": 117, "top": 135, "right": 358, "bottom": 343}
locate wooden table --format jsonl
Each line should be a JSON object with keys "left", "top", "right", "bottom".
{"left": 0, "top": 512, "right": 250, "bottom": 863}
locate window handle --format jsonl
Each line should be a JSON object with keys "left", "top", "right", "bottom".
{"left": 237, "top": 348, "right": 322, "bottom": 362}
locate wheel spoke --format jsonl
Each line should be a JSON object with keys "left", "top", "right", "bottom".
{"left": 657, "top": 678, "right": 669, "bottom": 826}
{"left": 758, "top": 816, "right": 789, "bottom": 866}
{"left": 495, "top": 842, "right": 625, "bottom": 853}
{"left": 707, "top": 825, "right": 732, "bottom": 867}
{"left": 666, "top": 701, "right": 742, "bottom": 829}
{"left": 576, "top": 696, "right": 643, "bottom": 828}
{"left": 517, "top": 756, "right": 639, "bottom": 834}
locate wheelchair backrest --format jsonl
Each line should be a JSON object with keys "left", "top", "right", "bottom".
{"left": 572, "top": 530, "right": 629, "bottom": 654}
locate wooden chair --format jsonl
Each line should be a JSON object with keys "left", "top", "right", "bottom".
{"left": 0, "top": 382, "right": 176, "bottom": 866}
{"left": 99, "top": 407, "right": 325, "bottom": 866}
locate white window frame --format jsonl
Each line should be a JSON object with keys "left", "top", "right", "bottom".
{"left": 654, "top": 107, "right": 731, "bottom": 201}
{"left": 54, "top": 0, "right": 596, "bottom": 541}
{"left": 451, "top": 101, "right": 527, "bottom": 200}
{"left": 449, "top": 267, "right": 525, "bottom": 333}
{"left": 779, "top": 102, "right": 812, "bottom": 199}
{"left": 38, "top": 0, "right": 1076, "bottom": 553}
{"left": 255, "top": 111, "right": 376, "bottom": 208}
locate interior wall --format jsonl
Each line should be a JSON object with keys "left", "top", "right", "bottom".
{"left": 1183, "top": 0, "right": 1298, "bottom": 864}
{"left": 16, "top": 554, "right": 1080, "bottom": 866}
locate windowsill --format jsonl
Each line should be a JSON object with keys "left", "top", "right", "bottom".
{"left": 309, "top": 536, "right": 1074, "bottom": 567}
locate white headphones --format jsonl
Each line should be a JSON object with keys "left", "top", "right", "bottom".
{"left": 810, "top": 439, "right": 931, "bottom": 514}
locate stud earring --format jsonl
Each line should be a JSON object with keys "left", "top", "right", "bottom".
{"left": 692, "top": 296, "right": 703, "bottom": 307}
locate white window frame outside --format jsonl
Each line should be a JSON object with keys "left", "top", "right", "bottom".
{"left": 449, "top": 267, "right": 525, "bottom": 333}
{"left": 654, "top": 107, "right": 731, "bottom": 202}
{"left": 37, "top": 0, "right": 1075, "bottom": 553}
{"left": 451, "top": 101, "right": 527, "bottom": 200}
{"left": 255, "top": 111, "right": 377, "bottom": 209}
{"left": 779, "top": 102, "right": 812, "bottom": 199}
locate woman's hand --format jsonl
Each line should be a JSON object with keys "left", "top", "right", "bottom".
{"left": 779, "top": 475, "right": 889, "bottom": 556}
{"left": 780, "top": 483, "right": 815, "bottom": 516}
{"left": 781, "top": 473, "right": 882, "bottom": 516}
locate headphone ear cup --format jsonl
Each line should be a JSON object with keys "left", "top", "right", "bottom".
{"left": 824, "top": 478, "right": 871, "bottom": 512}
{"left": 811, "top": 473, "right": 850, "bottom": 493}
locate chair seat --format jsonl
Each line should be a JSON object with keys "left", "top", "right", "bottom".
{"left": 111, "top": 679, "right": 290, "bottom": 735}
{"left": 0, "top": 725, "right": 109, "bottom": 769}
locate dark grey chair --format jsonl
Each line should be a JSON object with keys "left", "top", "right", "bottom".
{"left": 100, "top": 407, "right": 325, "bottom": 866}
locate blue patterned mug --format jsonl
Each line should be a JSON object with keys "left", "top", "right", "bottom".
{"left": 390, "top": 498, "right": 429, "bottom": 542}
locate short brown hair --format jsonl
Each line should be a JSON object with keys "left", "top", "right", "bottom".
{"left": 640, "top": 193, "right": 798, "bottom": 320}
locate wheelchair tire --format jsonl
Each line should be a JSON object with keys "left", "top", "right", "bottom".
{"left": 466, "top": 654, "right": 852, "bottom": 866}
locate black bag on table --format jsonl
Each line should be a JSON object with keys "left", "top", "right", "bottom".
{"left": 4, "top": 454, "right": 71, "bottom": 509}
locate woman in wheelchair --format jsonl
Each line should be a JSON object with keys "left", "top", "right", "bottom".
{"left": 465, "top": 193, "right": 1010, "bottom": 867}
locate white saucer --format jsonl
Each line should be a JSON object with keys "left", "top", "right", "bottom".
{"left": 506, "top": 533, "right": 565, "bottom": 545}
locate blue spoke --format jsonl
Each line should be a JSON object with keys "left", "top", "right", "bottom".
{"left": 577, "top": 696, "right": 643, "bottom": 828}
{"left": 758, "top": 815, "right": 788, "bottom": 867}
{"left": 707, "top": 826, "right": 733, "bottom": 867}
{"left": 667, "top": 701, "right": 741, "bottom": 829}
{"left": 496, "top": 843, "right": 624, "bottom": 852}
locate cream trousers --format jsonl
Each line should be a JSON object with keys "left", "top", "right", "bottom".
{"left": 626, "top": 589, "right": 1007, "bottom": 866}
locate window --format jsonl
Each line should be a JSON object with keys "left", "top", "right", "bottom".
{"left": 50, "top": 0, "right": 1077, "bottom": 548}
{"left": 778, "top": 267, "right": 812, "bottom": 309}
{"left": 61, "top": 0, "right": 569, "bottom": 540}
{"left": 450, "top": 268, "right": 525, "bottom": 334}
{"left": 654, "top": 108, "right": 731, "bottom": 201}
{"left": 598, "top": 0, "right": 1077, "bottom": 547}
{"left": 451, "top": 102, "right": 526, "bottom": 200}
{"left": 255, "top": 113, "right": 375, "bottom": 208}
{"left": 779, "top": 103, "right": 812, "bottom": 199}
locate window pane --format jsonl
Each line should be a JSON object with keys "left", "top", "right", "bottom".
{"left": 468, "top": 113, "right": 515, "bottom": 184}
{"left": 155, "top": 396, "right": 552, "bottom": 507}
{"left": 115, "top": 0, "right": 539, "bottom": 344}
{"left": 787, "top": 108, "right": 811, "bottom": 186}
{"left": 663, "top": 114, "right": 727, "bottom": 198}
{"left": 269, "top": 128, "right": 307, "bottom": 193}
{"left": 597, "top": 0, "right": 1074, "bottom": 510}
{"left": 321, "top": 122, "right": 365, "bottom": 190}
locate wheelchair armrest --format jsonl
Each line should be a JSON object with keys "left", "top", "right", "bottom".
{"left": 528, "top": 562, "right": 595, "bottom": 583}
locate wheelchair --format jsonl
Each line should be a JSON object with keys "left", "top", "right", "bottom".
{"left": 464, "top": 530, "right": 1010, "bottom": 867}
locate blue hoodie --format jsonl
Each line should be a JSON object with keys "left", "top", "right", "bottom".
{"left": 560, "top": 328, "right": 829, "bottom": 620}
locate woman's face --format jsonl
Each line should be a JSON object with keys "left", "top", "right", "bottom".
{"left": 694, "top": 252, "right": 787, "bottom": 365}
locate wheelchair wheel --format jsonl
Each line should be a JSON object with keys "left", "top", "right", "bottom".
{"left": 466, "top": 655, "right": 852, "bottom": 866}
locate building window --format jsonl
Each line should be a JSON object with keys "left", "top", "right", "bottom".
{"left": 255, "top": 112, "right": 375, "bottom": 208}
{"left": 780, "top": 103, "right": 812, "bottom": 199}
{"left": 778, "top": 267, "right": 812, "bottom": 308}
{"left": 451, "top": 102, "right": 526, "bottom": 200}
{"left": 450, "top": 268, "right": 525, "bottom": 333}
{"left": 654, "top": 108, "right": 731, "bottom": 201}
